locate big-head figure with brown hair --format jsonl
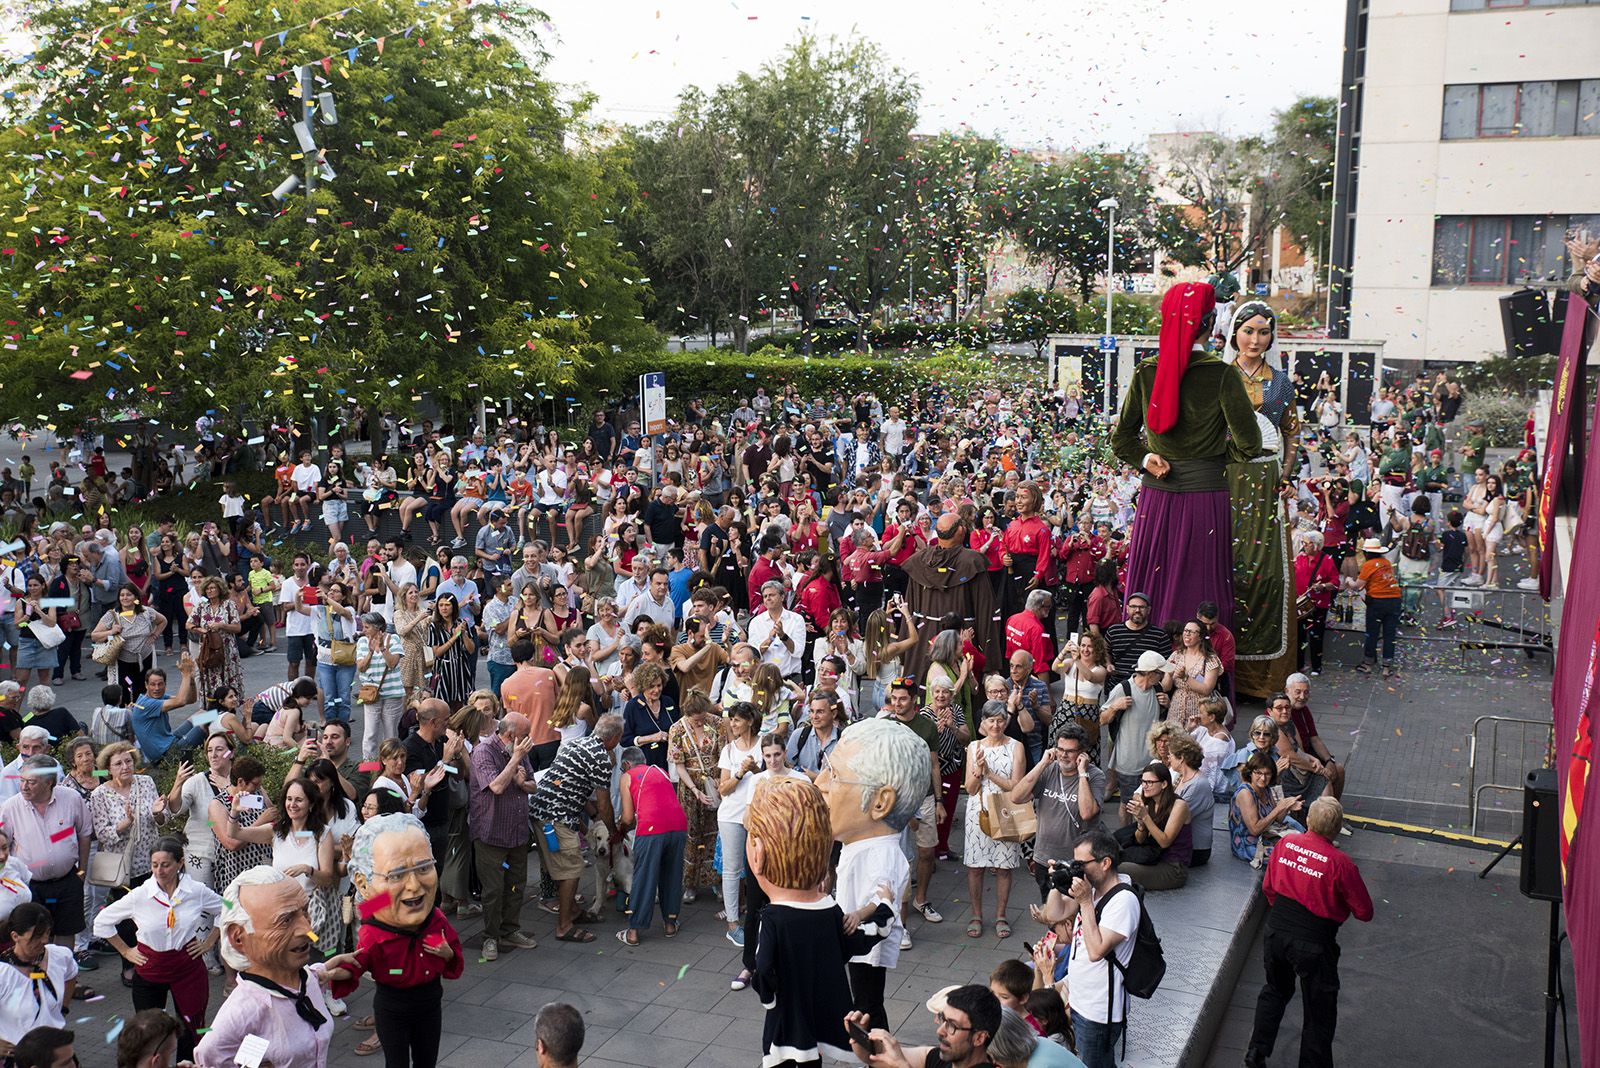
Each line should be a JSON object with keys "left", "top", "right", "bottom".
{"left": 746, "top": 777, "right": 890, "bottom": 1066}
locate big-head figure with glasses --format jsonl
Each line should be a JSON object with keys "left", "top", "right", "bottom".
{"left": 326, "top": 813, "right": 464, "bottom": 1068}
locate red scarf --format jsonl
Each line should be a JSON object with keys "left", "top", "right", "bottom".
{"left": 1146, "top": 282, "right": 1217, "bottom": 435}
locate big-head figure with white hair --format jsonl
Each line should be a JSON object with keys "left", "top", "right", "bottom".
{"left": 325, "top": 813, "right": 464, "bottom": 1068}
{"left": 816, "top": 716, "right": 932, "bottom": 1033}
{"left": 197, "top": 865, "right": 334, "bottom": 1068}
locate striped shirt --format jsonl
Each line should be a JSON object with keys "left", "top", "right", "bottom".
{"left": 531, "top": 735, "right": 613, "bottom": 829}
{"left": 1104, "top": 623, "right": 1172, "bottom": 684}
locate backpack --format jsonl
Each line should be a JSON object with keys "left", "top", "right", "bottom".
{"left": 1400, "top": 517, "right": 1432, "bottom": 561}
{"left": 1096, "top": 881, "right": 1166, "bottom": 1008}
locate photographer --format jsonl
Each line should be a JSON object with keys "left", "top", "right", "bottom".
{"left": 1031, "top": 831, "right": 1138, "bottom": 1068}
{"left": 1010, "top": 724, "right": 1104, "bottom": 901}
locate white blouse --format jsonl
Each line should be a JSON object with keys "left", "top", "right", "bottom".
{"left": 0, "top": 944, "right": 77, "bottom": 1044}
{"left": 93, "top": 872, "right": 224, "bottom": 950}
{"left": 0, "top": 854, "right": 32, "bottom": 924}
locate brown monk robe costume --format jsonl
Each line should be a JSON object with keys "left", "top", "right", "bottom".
{"left": 901, "top": 512, "right": 1003, "bottom": 682}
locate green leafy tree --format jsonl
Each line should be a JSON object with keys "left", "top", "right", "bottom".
{"left": 0, "top": 0, "right": 650, "bottom": 435}
{"left": 905, "top": 131, "right": 1006, "bottom": 323}
{"left": 1266, "top": 95, "right": 1337, "bottom": 272}
{"left": 998, "top": 150, "right": 1205, "bottom": 303}
{"left": 1000, "top": 287, "right": 1076, "bottom": 357}
{"left": 710, "top": 34, "right": 918, "bottom": 350}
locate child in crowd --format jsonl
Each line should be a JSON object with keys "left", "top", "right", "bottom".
{"left": 1437, "top": 509, "right": 1468, "bottom": 629}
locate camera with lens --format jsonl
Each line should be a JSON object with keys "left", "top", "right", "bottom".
{"left": 1050, "top": 860, "right": 1086, "bottom": 893}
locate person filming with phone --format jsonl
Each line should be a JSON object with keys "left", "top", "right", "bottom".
{"left": 844, "top": 982, "right": 1001, "bottom": 1068}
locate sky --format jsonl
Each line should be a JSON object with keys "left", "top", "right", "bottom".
{"left": 538, "top": 0, "right": 1347, "bottom": 150}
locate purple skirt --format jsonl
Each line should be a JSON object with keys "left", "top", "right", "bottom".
{"left": 1124, "top": 487, "right": 1235, "bottom": 630}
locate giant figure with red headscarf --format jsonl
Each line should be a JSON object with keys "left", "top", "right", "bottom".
{"left": 1111, "top": 282, "right": 1262, "bottom": 634}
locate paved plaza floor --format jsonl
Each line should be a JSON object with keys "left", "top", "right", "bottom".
{"left": 39, "top": 555, "right": 1566, "bottom": 1067}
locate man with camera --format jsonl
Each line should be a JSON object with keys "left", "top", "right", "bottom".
{"left": 1010, "top": 723, "right": 1103, "bottom": 901}
{"left": 1034, "top": 831, "right": 1138, "bottom": 1068}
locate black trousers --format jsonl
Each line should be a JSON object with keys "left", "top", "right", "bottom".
{"left": 130, "top": 971, "right": 198, "bottom": 1062}
{"left": 1060, "top": 581, "right": 1094, "bottom": 640}
{"left": 374, "top": 976, "right": 444, "bottom": 1068}
{"left": 847, "top": 961, "right": 888, "bottom": 1032}
{"left": 1297, "top": 609, "right": 1329, "bottom": 673}
{"left": 1247, "top": 929, "right": 1341, "bottom": 1068}
{"left": 741, "top": 867, "right": 769, "bottom": 973}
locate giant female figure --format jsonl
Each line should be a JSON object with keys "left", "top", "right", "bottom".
{"left": 1112, "top": 283, "right": 1261, "bottom": 633}
{"left": 1225, "top": 301, "right": 1299, "bottom": 697}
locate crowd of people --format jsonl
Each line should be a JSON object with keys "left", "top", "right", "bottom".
{"left": 0, "top": 290, "right": 1506, "bottom": 1067}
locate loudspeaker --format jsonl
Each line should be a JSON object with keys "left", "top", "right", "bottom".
{"left": 1521, "top": 767, "right": 1561, "bottom": 902}
{"left": 1500, "top": 289, "right": 1557, "bottom": 359}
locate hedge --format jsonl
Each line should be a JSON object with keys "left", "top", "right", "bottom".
{"left": 593, "top": 345, "right": 1036, "bottom": 410}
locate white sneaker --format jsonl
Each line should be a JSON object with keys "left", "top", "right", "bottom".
{"left": 482, "top": 938, "right": 498, "bottom": 961}
{"left": 1518, "top": 578, "right": 1539, "bottom": 591}
{"left": 326, "top": 996, "right": 348, "bottom": 1017}
{"left": 900, "top": 931, "right": 913, "bottom": 951}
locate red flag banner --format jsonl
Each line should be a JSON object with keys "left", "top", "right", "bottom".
{"left": 1539, "top": 292, "right": 1593, "bottom": 598}
{"left": 1551, "top": 375, "right": 1600, "bottom": 1062}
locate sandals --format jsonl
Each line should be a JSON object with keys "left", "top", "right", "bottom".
{"left": 615, "top": 929, "right": 640, "bottom": 946}
{"left": 354, "top": 1035, "right": 383, "bottom": 1057}
{"left": 555, "top": 927, "right": 596, "bottom": 943}
{"left": 573, "top": 909, "right": 602, "bottom": 926}
{"left": 966, "top": 918, "right": 984, "bottom": 939}
{"left": 354, "top": 1016, "right": 376, "bottom": 1032}
{"left": 730, "top": 969, "right": 751, "bottom": 991}
{"left": 995, "top": 918, "right": 1012, "bottom": 939}
{"left": 664, "top": 921, "right": 679, "bottom": 939}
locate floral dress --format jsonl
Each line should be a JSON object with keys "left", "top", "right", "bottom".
{"left": 666, "top": 715, "right": 724, "bottom": 891}
{"left": 190, "top": 597, "right": 243, "bottom": 698}
{"left": 962, "top": 740, "right": 1024, "bottom": 870}
{"left": 394, "top": 606, "right": 429, "bottom": 693}
{"left": 90, "top": 776, "right": 162, "bottom": 880}
{"left": 1164, "top": 651, "right": 1221, "bottom": 727}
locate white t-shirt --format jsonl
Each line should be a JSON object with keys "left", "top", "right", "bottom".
{"left": 715, "top": 738, "right": 763, "bottom": 825}
{"left": 291, "top": 463, "right": 322, "bottom": 492}
{"left": 376, "top": 558, "right": 418, "bottom": 624}
{"left": 278, "top": 576, "right": 315, "bottom": 637}
{"left": 881, "top": 418, "right": 907, "bottom": 455}
{"left": 836, "top": 833, "right": 909, "bottom": 969}
{"left": 1068, "top": 875, "right": 1140, "bottom": 1024}
{"left": 219, "top": 493, "right": 245, "bottom": 518}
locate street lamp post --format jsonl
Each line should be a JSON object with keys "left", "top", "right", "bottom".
{"left": 1098, "top": 197, "right": 1119, "bottom": 338}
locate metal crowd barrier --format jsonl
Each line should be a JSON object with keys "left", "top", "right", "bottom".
{"left": 1466, "top": 714, "right": 1554, "bottom": 836}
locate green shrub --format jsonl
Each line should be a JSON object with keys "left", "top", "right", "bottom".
{"left": 1457, "top": 391, "right": 1534, "bottom": 448}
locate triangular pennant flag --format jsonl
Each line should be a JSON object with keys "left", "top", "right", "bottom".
{"left": 320, "top": 56, "right": 331, "bottom": 73}
{"left": 253, "top": 39, "right": 263, "bottom": 54}
{"left": 376, "top": 36, "right": 384, "bottom": 53}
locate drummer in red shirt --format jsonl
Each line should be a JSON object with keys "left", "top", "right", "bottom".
{"left": 1246, "top": 798, "right": 1373, "bottom": 1068}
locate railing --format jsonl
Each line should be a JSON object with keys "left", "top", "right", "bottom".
{"left": 1326, "top": 583, "right": 1554, "bottom": 672}
{"left": 1467, "top": 714, "right": 1555, "bottom": 836}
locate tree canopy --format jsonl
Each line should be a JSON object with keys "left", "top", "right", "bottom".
{"left": 0, "top": 0, "right": 651, "bottom": 432}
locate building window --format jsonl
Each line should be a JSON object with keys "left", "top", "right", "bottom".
{"left": 1451, "top": 0, "right": 1600, "bottom": 11}
{"left": 1443, "top": 80, "right": 1600, "bottom": 138}
{"left": 1432, "top": 214, "right": 1600, "bottom": 285}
